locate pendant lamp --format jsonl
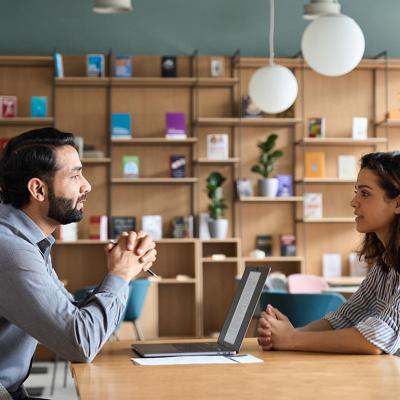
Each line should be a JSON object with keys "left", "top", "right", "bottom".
{"left": 93, "top": 0, "right": 133, "bottom": 13}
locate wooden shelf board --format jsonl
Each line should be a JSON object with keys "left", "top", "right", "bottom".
{"left": 201, "top": 238, "right": 240, "bottom": 243}
{"left": 195, "top": 117, "right": 302, "bottom": 127}
{"left": 298, "top": 178, "right": 356, "bottom": 184}
{"left": 202, "top": 257, "right": 239, "bottom": 263}
{"left": 156, "top": 239, "right": 197, "bottom": 244}
{"left": 195, "top": 158, "right": 240, "bottom": 164}
{"left": 111, "top": 177, "right": 198, "bottom": 184}
{"left": 55, "top": 240, "right": 108, "bottom": 245}
{"left": 239, "top": 196, "right": 303, "bottom": 203}
{"left": 112, "top": 137, "right": 197, "bottom": 145}
{"left": 0, "top": 56, "right": 53, "bottom": 66}
{"left": 375, "top": 120, "right": 400, "bottom": 127}
{"left": 298, "top": 218, "right": 355, "bottom": 224}
{"left": 111, "top": 77, "right": 196, "bottom": 87}
{"left": 243, "top": 256, "right": 303, "bottom": 263}
{"left": 297, "top": 137, "right": 387, "bottom": 146}
{"left": 55, "top": 77, "right": 110, "bottom": 86}
{"left": 0, "top": 117, "right": 54, "bottom": 126}
{"left": 157, "top": 278, "right": 196, "bottom": 284}
{"left": 82, "top": 158, "right": 111, "bottom": 164}
{"left": 196, "top": 78, "right": 239, "bottom": 87}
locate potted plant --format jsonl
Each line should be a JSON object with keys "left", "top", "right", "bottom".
{"left": 251, "top": 133, "right": 283, "bottom": 197}
{"left": 206, "top": 171, "right": 228, "bottom": 239}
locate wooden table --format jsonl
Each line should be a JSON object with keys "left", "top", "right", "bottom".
{"left": 71, "top": 338, "right": 400, "bottom": 400}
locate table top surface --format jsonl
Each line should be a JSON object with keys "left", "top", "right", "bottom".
{"left": 71, "top": 338, "right": 400, "bottom": 400}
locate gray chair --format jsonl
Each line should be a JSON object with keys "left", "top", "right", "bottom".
{"left": 0, "top": 383, "right": 12, "bottom": 400}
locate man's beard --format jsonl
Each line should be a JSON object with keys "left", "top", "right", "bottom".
{"left": 47, "top": 185, "right": 85, "bottom": 225}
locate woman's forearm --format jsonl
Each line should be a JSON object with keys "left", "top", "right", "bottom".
{"left": 298, "top": 319, "right": 333, "bottom": 332}
{"left": 290, "top": 327, "right": 383, "bottom": 355}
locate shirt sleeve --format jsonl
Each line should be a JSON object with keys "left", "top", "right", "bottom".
{"left": 324, "top": 265, "right": 379, "bottom": 329}
{"left": 0, "top": 243, "right": 129, "bottom": 363}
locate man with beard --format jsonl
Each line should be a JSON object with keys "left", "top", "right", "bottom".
{"left": 0, "top": 128, "right": 157, "bottom": 400}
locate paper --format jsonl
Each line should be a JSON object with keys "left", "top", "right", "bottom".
{"left": 131, "top": 354, "right": 263, "bottom": 366}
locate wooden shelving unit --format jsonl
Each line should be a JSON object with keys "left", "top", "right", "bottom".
{"left": 112, "top": 137, "right": 197, "bottom": 145}
{"left": 111, "top": 177, "right": 198, "bottom": 184}
{"left": 297, "top": 137, "right": 388, "bottom": 146}
{"left": 0, "top": 117, "right": 54, "bottom": 126}
{"left": 238, "top": 196, "right": 303, "bottom": 203}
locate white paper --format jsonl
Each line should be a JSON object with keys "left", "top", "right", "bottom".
{"left": 131, "top": 354, "right": 263, "bottom": 366}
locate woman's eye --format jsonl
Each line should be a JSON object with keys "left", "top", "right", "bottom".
{"left": 361, "top": 191, "right": 370, "bottom": 197}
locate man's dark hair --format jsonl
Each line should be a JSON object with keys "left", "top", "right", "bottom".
{"left": 359, "top": 151, "right": 400, "bottom": 272}
{"left": 0, "top": 127, "right": 76, "bottom": 208}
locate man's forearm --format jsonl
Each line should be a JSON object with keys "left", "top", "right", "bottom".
{"left": 298, "top": 319, "right": 333, "bottom": 332}
{"left": 291, "top": 327, "right": 383, "bottom": 355}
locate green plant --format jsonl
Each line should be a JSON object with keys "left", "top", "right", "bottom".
{"left": 251, "top": 133, "right": 283, "bottom": 178}
{"left": 206, "top": 171, "right": 227, "bottom": 220}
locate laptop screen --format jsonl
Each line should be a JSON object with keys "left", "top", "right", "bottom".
{"left": 218, "top": 266, "right": 270, "bottom": 351}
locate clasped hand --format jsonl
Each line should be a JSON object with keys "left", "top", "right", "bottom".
{"left": 257, "top": 304, "right": 296, "bottom": 351}
{"left": 106, "top": 231, "right": 157, "bottom": 282}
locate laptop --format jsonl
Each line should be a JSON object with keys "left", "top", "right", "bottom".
{"left": 132, "top": 266, "right": 270, "bottom": 357}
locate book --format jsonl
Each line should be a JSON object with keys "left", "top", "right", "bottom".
{"left": 236, "top": 178, "right": 253, "bottom": 198}
{"left": 114, "top": 55, "right": 132, "bottom": 78}
{"left": 89, "top": 215, "right": 108, "bottom": 240}
{"left": 277, "top": 175, "right": 293, "bottom": 197}
{"left": 210, "top": 57, "right": 224, "bottom": 78}
{"left": 322, "top": 253, "right": 342, "bottom": 278}
{"left": 56, "top": 223, "right": 78, "bottom": 241}
{"left": 0, "top": 96, "right": 17, "bottom": 118}
{"left": 256, "top": 235, "right": 273, "bottom": 256}
{"left": 304, "top": 152, "right": 325, "bottom": 178}
{"left": 172, "top": 216, "right": 194, "bottom": 238}
{"left": 170, "top": 155, "right": 186, "bottom": 178}
{"left": 207, "top": 134, "right": 229, "bottom": 160}
{"left": 165, "top": 112, "right": 186, "bottom": 139}
{"left": 142, "top": 215, "right": 162, "bottom": 240}
{"left": 161, "top": 56, "right": 177, "bottom": 77}
{"left": 337, "top": 155, "right": 357, "bottom": 179}
{"left": 54, "top": 51, "right": 64, "bottom": 78}
{"left": 74, "top": 136, "right": 84, "bottom": 158}
{"left": 111, "top": 216, "right": 136, "bottom": 239}
{"left": 83, "top": 149, "right": 105, "bottom": 158}
{"left": 30, "top": 96, "right": 48, "bottom": 118}
{"left": 86, "top": 54, "right": 105, "bottom": 77}
{"left": 111, "top": 113, "right": 132, "bottom": 138}
{"left": 308, "top": 117, "right": 325, "bottom": 138}
{"left": 352, "top": 117, "right": 368, "bottom": 140}
{"left": 241, "top": 95, "right": 263, "bottom": 118}
{"left": 122, "top": 155, "right": 139, "bottom": 177}
{"left": 303, "top": 193, "right": 323, "bottom": 219}
{"left": 195, "top": 213, "right": 210, "bottom": 239}
{"left": 280, "top": 234, "right": 296, "bottom": 256}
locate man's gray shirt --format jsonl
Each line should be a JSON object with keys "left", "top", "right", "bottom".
{"left": 0, "top": 204, "right": 129, "bottom": 392}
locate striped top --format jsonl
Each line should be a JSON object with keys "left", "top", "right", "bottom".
{"left": 324, "top": 264, "right": 400, "bottom": 355}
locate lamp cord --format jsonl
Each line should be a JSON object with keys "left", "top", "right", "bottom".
{"left": 269, "top": 0, "right": 274, "bottom": 65}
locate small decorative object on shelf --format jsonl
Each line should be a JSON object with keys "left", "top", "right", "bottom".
{"left": 56, "top": 223, "right": 78, "bottom": 241}
{"left": 111, "top": 113, "right": 132, "bottom": 138}
{"left": 114, "top": 55, "right": 132, "bottom": 78}
{"left": 170, "top": 155, "right": 186, "bottom": 178}
{"left": 280, "top": 234, "right": 296, "bottom": 256}
{"left": 142, "top": 215, "right": 162, "bottom": 240}
{"left": 0, "top": 96, "right": 17, "bottom": 118}
{"left": 53, "top": 51, "right": 64, "bottom": 78}
{"left": 30, "top": 96, "right": 48, "bottom": 118}
{"left": 89, "top": 215, "right": 108, "bottom": 240}
{"left": 323, "top": 253, "right": 342, "bottom": 278}
{"left": 207, "top": 133, "right": 229, "bottom": 160}
{"left": 277, "top": 175, "right": 293, "bottom": 197}
{"left": 241, "top": 95, "right": 263, "bottom": 118}
{"left": 210, "top": 57, "right": 224, "bottom": 78}
{"left": 307, "top": 117, "right": 325, "bottom": 138}
{"left": 251, "top": 133, "right": 283, "bottom": 197}
{"left": 337, "top": 155, "right": 357, "bottom": 179}
{"left": 161, "top": 56, "right": 177, "bottom": 77}
{"left": 303, "top": 193, "right": 323, "bottom": 219}
{"left": 195, "top": 213, "right": 210, "bottom": 240}
{"left": 74, "top": 136, "right": 84, "bottom": 158}
{"left": 349, "top": 252, "right": 367, "bottom": 277}
{"left": 0, "top": 138, "right": 10, "bottom": 151}
{"left": 83, "top": 143, "right": 105, "bottom": 159}
{"left": 249, "top": 249, "right": 266, "bottom": 258}
{"left": 122, "top": 155, "right": 139, "bottom": 178}
{"left": 352, "top": 117, "right": 368, "bottom": 140}
{"left": 304, "top": 152, "right": 325, "bottom": 178}
{"left": 236, "top": 178, "right": 253, "bottom": 199}
{"left": 172, "top": 216, "right": 193, "bottom": 238}
{"left": 206, "top": 171, "right": 228, "bottom": 239}
{"left": 165, "top": 112, "right": 186, "bottom": 139}
{"left": 86, "top": 54, "right": 105, "bottom": 77}
{"left": 111, "top": 216, "right": 136, "bottom": 239}
{"left": 256, "top": 235, "right": 272, "bottom": 256}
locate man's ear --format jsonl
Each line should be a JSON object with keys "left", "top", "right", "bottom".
{"left": 27, "top": 178, "right": 47, "bottom": 202}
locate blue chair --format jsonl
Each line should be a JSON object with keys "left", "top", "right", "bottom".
{"left": 259, "top": 291, "right": 346, "bottom": 328}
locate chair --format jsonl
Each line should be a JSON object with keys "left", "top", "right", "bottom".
{"left": 287, "top": 273, "right": 329, "bottom": 293}
{"left": 259, "top": 291, "right": 346, "bottom": 328}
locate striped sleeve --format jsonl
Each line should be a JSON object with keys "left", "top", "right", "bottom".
{"left": 324, "top": 265, "right": 380, "bottom": 329}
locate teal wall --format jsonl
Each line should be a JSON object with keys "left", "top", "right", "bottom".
{"left": 3, "top": 0, "right": 400, "bottom": 57}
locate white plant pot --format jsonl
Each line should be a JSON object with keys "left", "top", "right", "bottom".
{"left": 208, "top": 218, "right": 229, "bottom": 239}
{"left": 258, "top": 178, "right": 279, "bottom": 197}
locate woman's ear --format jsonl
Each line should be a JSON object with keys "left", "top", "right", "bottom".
{"left": 395, "top": 196, "right": 400, "bottom": 215}
{"left": 27, "top": 178, "right": 47, "bottom": 202}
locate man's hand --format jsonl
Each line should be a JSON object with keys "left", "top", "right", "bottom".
{"left": 105, "top": 231, "right": 157, "bottom": 282}
{"left": 257, "top": 305, "right": 295, "bottom": 351}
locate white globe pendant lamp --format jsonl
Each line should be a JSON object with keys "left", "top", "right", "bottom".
{"left": 249, "top": 0, "right": 298, "bottom": 114}
{"left": 93, "top": 0, "right": 133, "bottom": 13}
{"left": 301, "top": 11, "right": 365, "bottom": 77}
